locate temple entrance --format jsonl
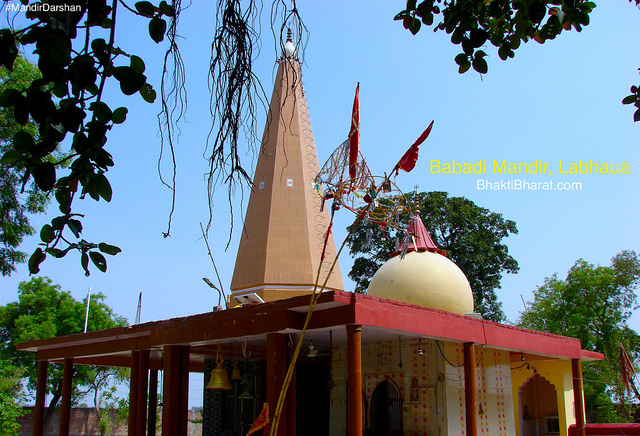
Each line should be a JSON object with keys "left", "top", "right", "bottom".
{"left": 297, "top": 361, "right": 330, "bottom": 436}
{"left": 519, "top": 373, "right": 559, "bottom": 436}
{"left": 368, "top": 378, "right": 403, "bottom": 436}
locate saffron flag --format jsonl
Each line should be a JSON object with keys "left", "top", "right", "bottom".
{"left": 348, "top": 83, "right": 360, "bottom": 181}
{"left": 394, "top": 120, "right": 434, "bottom": 173}
{"left": 246, "top": 403, "right": 270, "bottom": 436}
{"left": 620, "top": 344, "right": 635, "bottom": 393}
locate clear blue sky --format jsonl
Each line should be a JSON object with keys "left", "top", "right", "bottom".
{"left": 2, "top": 1, "right": 639, "bottom": 334}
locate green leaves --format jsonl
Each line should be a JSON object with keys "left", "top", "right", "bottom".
{"left": 395, "top": 0, "right": 599, "bottom": 77}
{"left": 149, "top": 17, "right": 168, "bottom": 43}
{"left": 89, "top": 251, "right": 107, "bottom": 273}
{"left": 135, "top": 1, "right": 174, "bottom": 43}
{"left": 135, "top": 1, "right": 156, "bottom": 17}
{"left": 472, "top": 51, "right": 488, "bottom": 74}
{"left": 0, "top": 1, "right": 157, "bottom": 277}
{"left": 0, "top": 29, "right": 18, "bottom": 71}
{"left": 98, "top": 243, "right": 121, "bottom": 256}
{"left": 622, "top": 77, "right": 640, "bottom": 123}
{"left": 28, "top": 248, "right": 46, "bottom": 274}
{"left": 113, "top": 66, "right": 146, "bottom": 95}
{"left": 139, "top": 83, "right": 156, "bottom": 103}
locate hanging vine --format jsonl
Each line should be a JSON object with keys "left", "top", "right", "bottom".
{"left": 157, "top": 0, "right": 187, "bottom": 238}
{"left": 206, "top": 0, "right": 265, "bottom": 244}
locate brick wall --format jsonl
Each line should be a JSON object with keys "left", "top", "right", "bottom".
{"left": 18, "top": 407, "right": 203, "bottom": 436}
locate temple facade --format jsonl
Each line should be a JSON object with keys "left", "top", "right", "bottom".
{"left": 18, "top": 35, "right": 601, "bottom": 436}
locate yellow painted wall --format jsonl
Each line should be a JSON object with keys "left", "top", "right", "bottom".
{"left": 511, "top": 359, "right": 576, "bottom": 436}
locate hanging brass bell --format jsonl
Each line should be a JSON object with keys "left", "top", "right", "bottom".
{"left": 231, "top": 360, "right": 242, "bottom": 381}
{"left": 206, "top": 357, "right": 232, "bottom": 390}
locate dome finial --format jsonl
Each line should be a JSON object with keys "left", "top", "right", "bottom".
{"left": 284, "top": 28, "right": 296, "bottom": 58}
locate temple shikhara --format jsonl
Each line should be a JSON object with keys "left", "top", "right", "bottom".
{"left": 19, "top": 35, "right": 602, "bottom": 436}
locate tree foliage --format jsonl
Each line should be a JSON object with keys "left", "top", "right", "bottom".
{"left": 518, "top": 250, "right": 640, "bottom": 422}
{"left": 395, "top": 0, "right": 640, "bottom": 121}
{"left": 0, "top": 55, "right": 49, "bottom": 276}
{"left": 0, "top": 1, "right": 177, "bottom": 276}
{"left": 347, "top": 191, "right": 519, "bottom": 321}
{"left": 0, "top": 276, "right": 128, "bottom": 416}
{"left": 0, "top": 358, "right": 26, "bottom": 436}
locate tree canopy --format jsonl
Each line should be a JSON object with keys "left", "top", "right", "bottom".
{"left": 0, "top": 276, "right": 128, "bottom": 415}
{"left": 347, "top": 191, "right": 519, "bottom": 321}
{"left": 0, "top": 55, "right": 49, "bottom": 276}
{"left": 518, "top": 250, "right": 640, "bottom": 422}
{"left": 0, "top": 357, "right": 25, "bottom": 436}
{"left": 395, "top": 0, "right": 640, "bottom": 121}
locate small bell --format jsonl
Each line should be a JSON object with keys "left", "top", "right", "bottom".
{"left": 231, "top": 361, "right": 242, "bottom": 381}
{"left": 206, "top": 356, "right": 232, "bottom": 390}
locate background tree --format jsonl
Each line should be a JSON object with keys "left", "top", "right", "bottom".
{"left": 347, "top": 191, "right": 519, "bottom": 321}
{"left": 395, "top": 0, "right": 640, "bottom": 122}
{"left": 0, "top": 357, "right": 26, "bottom": 436}
{"left": 0, "top": 55, "right": 49, "bottom": 276}
{"left": 0, "top": 276, "right": 128, "bottom": 423}
{"left": 518, "top": 250, "right": 640, "bottom": 422}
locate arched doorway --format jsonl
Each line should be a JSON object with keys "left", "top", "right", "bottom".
{"left": 368, "top": 378, "right": 403, "bottom": 436}
{"left": 519, "top": 373, "right": 559, "bottom": 436}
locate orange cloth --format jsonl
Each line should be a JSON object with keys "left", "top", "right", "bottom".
{"left": 246, "top": 403, "right": 269, "bottom": 436}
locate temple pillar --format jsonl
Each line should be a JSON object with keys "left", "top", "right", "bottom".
{"left": 136, "top": 350, "right": 150, "bottom": 435}
{"left": 572, "top": 359, "right": 586, "bottom": 436}
{"left": 148, "top": 368, "right": 159, "bottom": 436}
{"left": 129, "top": 351, "right": 140, "bottom": 436}
{"left": 58, "top": 357, "right": 73, "bottom": 436}
{"left": 33, "top": 360, "right": 48, "bottom": 436}
{"left": 464, "top": 342, "right": 477, "bottom": 436}
{"left": 162, "top": 345, "right": 190, "bottom": 436}
{"left": 267, "top": 333, "right": 290, "bottom": 435}
{"left": 346, "top": 324, "right": 363, "bottom": 436}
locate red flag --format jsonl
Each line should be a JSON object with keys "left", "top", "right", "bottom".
{"left": 247, "top": 403, "right": 270, "bottom": 436}
{"left": 348, "top": 83, "right": 360, "bottom": 181}
{"left": 394, "top": 120, "right": 434, "bottom": 173}
{"left": 620, "top": 344, "right": 635, "bottom": 393}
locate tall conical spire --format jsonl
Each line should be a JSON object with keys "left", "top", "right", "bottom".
{"left": 230, "top": 36, "right": 344, "bottom": 303}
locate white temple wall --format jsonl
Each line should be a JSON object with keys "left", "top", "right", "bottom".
{"left": 443, "top": 342, "right": 517, "bottom": 436}
{"left": 329, "top": 338, "right": 447, "bottom": 435}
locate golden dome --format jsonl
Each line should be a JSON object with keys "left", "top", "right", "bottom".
{"left": 367, "top": 250, "right": 474, "bottom": 315}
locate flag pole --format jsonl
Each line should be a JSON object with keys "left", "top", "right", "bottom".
{"left": 83, "top": 287, "right": 91, "bottom": 333}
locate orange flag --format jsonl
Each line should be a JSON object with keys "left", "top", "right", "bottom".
{"left": 620, "top": 344, "right": 635, "bottom": 393}
{"left": 394, "top": 120, "right": 434, "bottom": 174}
{"left": 247, "top": 403, "right": 270, "bottom": 436}
{"left": 348, "top": 83, "right": 360, "bottom": 181}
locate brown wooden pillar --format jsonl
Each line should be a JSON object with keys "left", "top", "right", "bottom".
{"left": 148, "top": 368, "right": 159, "bottom": 436}
{"left": 572, "top": 359, "right": 586, "bottom": 436}
{"left": 267, "top": 333, "right": 289, "bottom": 435}
{"left": 347, "top": 324, "right": 363, "bottom": 436}
{"left": 33, "top": 360, "right": 48, "bottom": 436}
{"left": 58, "top": 357, "right": 73, "bottom": 436}
{"left": 129, "top": 351, "right": 140, "bottom": 436}
{"left": 162, "top": 345, "right": 190, "bottom": 436}
{"left": 136, "top": 350, "right": 150, "bottom": 435}
{"left": 464, "top": 342, "right": 477, "bottom": 436}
